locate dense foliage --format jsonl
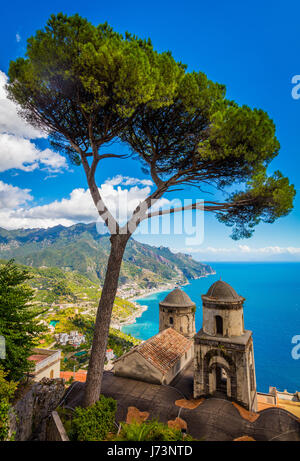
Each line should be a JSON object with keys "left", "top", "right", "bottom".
{"left": 71, "top": 315, "right": 140, "bottom": 357}
{"left": 7, "top": 13, "right": 181, "bottom": 164}
{"left": 59, "top": 401, "right": 195, "bottom": 442}
{"left": 0, "top": 257, "right": 140, "bottom": 326}
{"left": 0, "top": 366, "right": 17, "bottom": 441}
{"left": 68, "top": 395, "right": 117, "bottom": 441}
{"left": 114, "top": 419, "right": 194, "bottom": 441}
{"left": 0, "top": 260, "right": 46, "bottom": 381}
{"left": 122, "top": 78, "right": 295, "bottom": 239}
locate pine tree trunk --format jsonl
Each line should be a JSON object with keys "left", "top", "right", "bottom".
{"left": 83, "top": 233, "right": 129, "bottom": 407}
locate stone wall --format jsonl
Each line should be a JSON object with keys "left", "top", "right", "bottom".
{"left": 159, "top": 306, "right": 196, "bottom": 338}
{"left": 9, "top": 378, "right": 65, "bottom": 441}
{"left": 202, "top": 303, "right": 244, "bottom": 337}
{"left": 114, "top": 350, "right": 163, "bottom": 384}
{"left": 114, "top": 347, "right": 193, "bottom": 385}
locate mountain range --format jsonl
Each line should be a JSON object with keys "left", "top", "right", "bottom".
{"left": 0, "top": 223, "right": 214, "bottom": 288}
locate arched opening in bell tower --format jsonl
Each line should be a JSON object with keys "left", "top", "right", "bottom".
{"left": 204, "top": 350, "right": 237, "bottom": 402}
{"left": 215, "top": 315, "right": 223, "bottom": 335}
{"left": 215, "top": 365, "right": 227, "bottom": 394}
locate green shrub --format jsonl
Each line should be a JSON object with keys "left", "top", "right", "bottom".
{"left": 0, "top": 366, "right": 17, "bottom": 441}
{"left": 56, "top": 406, "right": 73, "bottom": 436}
{"left": 114, "top": 419, "right": 194, "bottom": 441}
{"left": 0, "top": 400, "right": 11, "bottom": 441}
{"left": 69, "top": 396, "right": 117, "bottom": 441}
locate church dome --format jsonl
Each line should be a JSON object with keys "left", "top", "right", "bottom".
{"left": 159, "top": 287, "right": 195, "bottom": 308}
{"left": 204, "top": 280, "right": 243, "bottom": 303}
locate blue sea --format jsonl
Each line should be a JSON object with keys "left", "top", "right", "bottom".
{"left": 122, "top": 262, "right": 300, "bottom": 393}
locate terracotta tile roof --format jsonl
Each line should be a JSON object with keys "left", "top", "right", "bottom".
{"left": 28, "top": 354, "right": 46, "bottom": 364}
{"left": 60, "top": 370, "right": 87, "bottom": 383}
{"left": 118, "top": 328, "right": 192, "bottom": 375}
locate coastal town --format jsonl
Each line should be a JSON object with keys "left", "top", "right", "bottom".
{"left": 37, "top": 277, "right": 211, "bottom": 375}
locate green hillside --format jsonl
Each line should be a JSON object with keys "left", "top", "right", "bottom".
{"left": 0, "top": 223, "right": 214, "bottom": 288}
{"left": 0, "top": 259, "right": 138, "bottom": 322}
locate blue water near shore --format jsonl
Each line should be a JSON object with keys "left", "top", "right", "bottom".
{"left": 122, "top": 262, "right": 300, "bottom": 393}
{"left": 49, "top": 320, "right": 59, "bottom": 327}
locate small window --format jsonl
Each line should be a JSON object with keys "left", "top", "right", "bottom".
{"left": 215, "top": 315, "right": 223, "bottom": 335}
{"left": 50, "top": 370, "right": 54, "bottom": 379}
{"left": 169, "top": 317, "right": 174, "bottom": 325}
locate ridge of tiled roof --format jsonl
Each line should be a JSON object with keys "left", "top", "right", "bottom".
{"left": 114, "top": 328, "right": 192, "bottom": 374}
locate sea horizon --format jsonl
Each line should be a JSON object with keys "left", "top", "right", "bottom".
{"left": 122, "top": 261, "right": 300, "bottom": 394}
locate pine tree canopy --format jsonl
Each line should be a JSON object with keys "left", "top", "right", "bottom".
{"left": 6, "top": 13, "right": 295, "bottom": 239}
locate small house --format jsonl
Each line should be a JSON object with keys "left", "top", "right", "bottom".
{"left": 28, "top": 348, "right": 61, "bottom": 381}
{"left": 114, "top": 327, "right": 192, "bottom": 385}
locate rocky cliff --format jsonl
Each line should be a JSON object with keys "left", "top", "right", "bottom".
{"left": 9, "top": 378, "right": 65, "bottom": 441}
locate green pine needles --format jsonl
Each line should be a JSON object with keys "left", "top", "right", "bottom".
{"left": 0, "top": 260, "right": 46, "bottom": 381}
{"left": 0, "top": 366, "right": 17, "bottom": 441}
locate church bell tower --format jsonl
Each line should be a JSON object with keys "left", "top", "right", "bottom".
{"left": 194, "top": 279, "right": 257, "bottom": 412}
{"left": 159, "top": 287, "right": 196, "bottom": 339}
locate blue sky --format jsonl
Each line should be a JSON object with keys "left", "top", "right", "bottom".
{"left": 0, "top": 0, "right": 300, "bottom": 261}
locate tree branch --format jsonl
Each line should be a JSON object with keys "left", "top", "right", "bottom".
{"left": 83, "top": 152, "right": 130, "bottom": 160}
{"left": 141, "top": 198, "right": 255, "bottom": 221}
{"left": 68, "top": 139, "right": 119, "bottom": 234}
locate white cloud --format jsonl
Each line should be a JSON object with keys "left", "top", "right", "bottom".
{"left": 184, "top": 245, "right": 300, "bottom": 255}
{"left": 0, "top": 71, "right": 67, "bottom": 173}
{"left": 0, "top": 176, "right": 170, "bottom": 230}
{"left": 16, "top": 33, "right": 21, "bottom": 43}
{"left": 238, "top": 245, "right": 251, "bottom": 253}
{"left": 0, "top": 134, "right": 67, "bottom": 172}
{"left": 105, "top": 175, "right": 153, "bottom": 187}
{"left": 15, "top": 188, "right": 97, "bottom": 223}
{"left": 177, "top": 245, "right": 300, "bottom": 262}
{"left": 0, "top": 181, "right": 32, "bottom": 209}
{"left": 0, "top": 71, "right": 43, "bottom": 139}
{"left": 238, "top": 245, "right": 300, "bottom": 255}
